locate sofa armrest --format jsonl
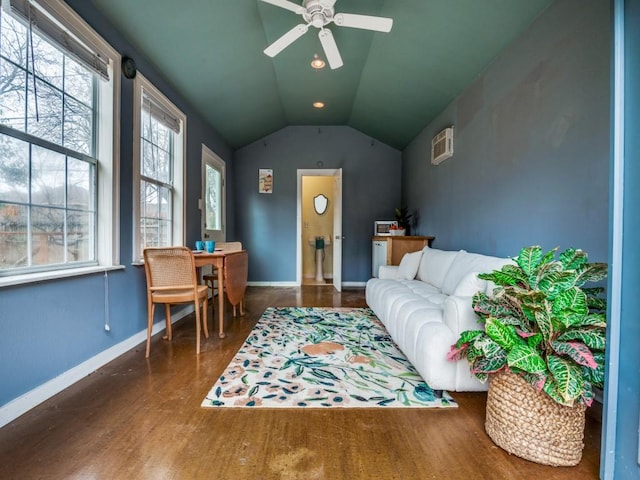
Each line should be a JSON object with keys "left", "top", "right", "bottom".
{"left": 378, "top": 265, "right": 398, "bottom": 279}
{"left": 442, "top": 295, "right": 484, "bottom": 335}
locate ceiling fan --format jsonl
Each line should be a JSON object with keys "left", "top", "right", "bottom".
{"left": 260, "top": 0, "right": 393, "bottom": 69}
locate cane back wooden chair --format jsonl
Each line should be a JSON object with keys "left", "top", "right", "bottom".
{"left": 143, "top": 246, "right": 209, "bottom": 358}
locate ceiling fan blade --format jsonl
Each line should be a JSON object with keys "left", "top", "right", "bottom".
{"left": 318, "top": 28, "right": 343, "bottom": 70}
{"left": 333, "top": 13, "right": 393, "bottom": 33}
{"left": 264, "top": 24, "right": 309, "bottom": 57}
{"left": 259, "top": 0, "right": 305, "bottom": 15}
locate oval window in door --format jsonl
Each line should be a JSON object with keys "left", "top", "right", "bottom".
{"left": 313, "top": 194, "right": 328, "bottom": 215}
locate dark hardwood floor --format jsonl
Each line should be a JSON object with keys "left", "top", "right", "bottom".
{"left": 0, "top": 286, "right": 601, "bottom": 479}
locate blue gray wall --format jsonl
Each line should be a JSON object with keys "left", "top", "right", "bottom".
{"left": 233, "top": 126, "right": 401, "bottom": 283}
{"left": 0, "top": 1, "right": 233, "bottom": 408}
{"left": 402, "top": 0, "right": 610, "bottom": 263}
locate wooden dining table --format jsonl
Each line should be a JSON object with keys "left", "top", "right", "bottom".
{"left": 193, "top": 249, "right": 248, "bottom": 338}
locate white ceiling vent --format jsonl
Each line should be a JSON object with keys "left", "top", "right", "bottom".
{"left": 431, "top": 127, "right": 454, "bottom": 165}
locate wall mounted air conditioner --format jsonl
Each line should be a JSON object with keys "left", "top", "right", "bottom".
{"left": 431, "top": 127, "right": 454, "bottom": 165}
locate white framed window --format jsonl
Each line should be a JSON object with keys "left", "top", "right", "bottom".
{"left": 0, "top": 0, "right": 120, "bottom": 286}
{"left": 201, "top": 144, "right": 225, "bottom": 243}
{"left": 132, "top": 74, "right": 185, "bottom": 263}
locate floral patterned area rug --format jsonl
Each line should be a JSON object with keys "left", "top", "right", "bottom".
{"left": 201, "top": 307, "right": 457, "bottom": 408}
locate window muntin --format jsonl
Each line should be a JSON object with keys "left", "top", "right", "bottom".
{"left": 0, "top": 0, "right": 119, "bottom": 281}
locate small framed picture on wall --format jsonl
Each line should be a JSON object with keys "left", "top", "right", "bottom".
{"left": 259, "top": 168, "right": 273, "bottom": 193}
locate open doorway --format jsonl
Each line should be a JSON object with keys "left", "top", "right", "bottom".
{"left": 297, "top": 169, "right": 342, "bottom": 291}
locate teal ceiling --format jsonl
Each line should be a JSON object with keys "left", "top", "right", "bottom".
{"left": 88, "top": 0, "right": 553, "bottom": 149}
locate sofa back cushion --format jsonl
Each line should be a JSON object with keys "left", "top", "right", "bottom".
{"left": 441, "top": 251, "right": 512, "bottom": 296}
{"left": 396, "top": 250, "right": 423, "bottom": 280}
{"left": 416, "top": 247, "right": 462, "bottom": 289}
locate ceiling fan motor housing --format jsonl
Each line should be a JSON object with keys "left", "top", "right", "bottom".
{"left": 303, "top": 0, "right": 335, "bottom": 28}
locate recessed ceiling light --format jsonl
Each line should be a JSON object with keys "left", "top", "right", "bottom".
{"left": 310, "top": 54, "right": 325, "bottom": 70}
{"left": 313, "top": 101, "right": 325, "bottom": 109}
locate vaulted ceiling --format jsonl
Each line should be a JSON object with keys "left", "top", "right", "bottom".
{"left": 88, "top": 0, "right": 553, "bottom": 150}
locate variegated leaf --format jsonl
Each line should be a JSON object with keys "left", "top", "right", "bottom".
{"left": 583, "top": 352, "right": 606, "bottom": 387}
{"left": 586, "top": 295, "right": 607, "bottom": 312}
{"left": 579, "top": 313, "right": 607, "bottom": 328}
{"left": 472, "top": 354, "right": 507, "bottom": 374}
{"left": 554, "top": 286, "right": 588, "bottom": 314}
{"left": 475, "top": 336, "right": 507, "bottom": 359}
{"left": 581, "top": 381, "right": 595, "bottom": 407}
{"left": 525, "top": 332, "right": 543, "bottom": 349}
{"left": 539, "top": 269, "right": 576, "bottom": 297}
{"left": 454, "top": 329, "right": 484, "bottom": 348}
{"left": 551, "top": 340, "right": 597, "bottom": 368}
{"left": 506, "top": 344, "right": 546, "bottom": 374}
{"left": 559, "top": 248, "right": 587, "bottom": 270}
{"left": 478, "top": 265, "right": 523, "bottom": 287}
{"left": 472, "top": 292, "right": 515, "bottom": 319}
{"left": 534, "top": 309, "right": 554, "bottom": 344}
{"left": 548, "top": 355, "right": 584, "bottom": 404}
{"left": 485, "top": 317, "right": 520, "bottom": 350}
{"left": 540, "top": 376, "right": 569, "bottom": 405}
{"left": 535, "top": 262, "right": 564, "bottom": 295}
{"left": 516, "top": 245, "right": 543, "bottom": 277}
{"left": 557, "top": 328, "right": 606, "bottom": 351}
{"left": 575, "top": 262, "right": 608, "bottom": 285}
{"left": 523, "top": 372, "right": 548, "bottom": 391}
{"left": 446, "top": 344, "right": 467, "bottom": 361}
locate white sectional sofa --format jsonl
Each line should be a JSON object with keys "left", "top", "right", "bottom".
{"left": 365, "top": 246, "right": 510, "bottom": 392}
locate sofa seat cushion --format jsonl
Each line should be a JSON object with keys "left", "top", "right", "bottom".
{"left": 383, "top": 287, "right": 445, "bottom": 339}
{"left": 365, "top": 278, "right": 446, "bottom": 328}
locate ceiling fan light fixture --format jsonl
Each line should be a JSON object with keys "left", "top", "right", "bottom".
{"left": 313, "top": 101, "right": 325, "bottom": 109}
{"left": 311, "top": 54, "right": 325, "bottom": 69}
{"left": 261, "top": 0, "right": 393, "bottom": 69}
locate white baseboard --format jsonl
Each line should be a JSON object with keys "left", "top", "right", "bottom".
{"left": 247, "top": 281, "right": 366, "bottom": 288}
{"left": 0, "top": 305, "right": 192, "bottom": 429}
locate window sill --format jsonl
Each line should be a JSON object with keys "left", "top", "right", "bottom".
{"left": 0, "top": 265, "right": 126, "bottom": 288}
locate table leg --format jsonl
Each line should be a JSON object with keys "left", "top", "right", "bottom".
{"left": 217, "top": 260, "right": 226, "bottom": 338}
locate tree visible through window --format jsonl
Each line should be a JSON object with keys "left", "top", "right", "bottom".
{"left": 139, "top": 104, "right": 174, "bottom": 251}
{"left": 0, "top": 12, "right": 98, "bottom": 274}
{"left": 205, "top": 163, "right": 220, "bottom": 231}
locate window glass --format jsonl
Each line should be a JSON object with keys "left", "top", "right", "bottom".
{"left": 133, "top": 76, "right": 185, "bottom": 262}
{"left": 205, "top": 163, "right": 221, "bottom": 231}
{"left": 0, "top": 5, "right": 106, "bottom": 276}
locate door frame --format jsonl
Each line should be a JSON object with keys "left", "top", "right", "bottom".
{"left": 296, "top": 169, "right": 342, "bottom": 290}
{"left": 201, "top": 144, "right": 226, "bottom": 242}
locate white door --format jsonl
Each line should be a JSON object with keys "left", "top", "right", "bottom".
{"left": 332, "top": 169, "right": 342, "bottom": 292}
{"left": 201, "top": 145, "right": 225, "bottom": 242}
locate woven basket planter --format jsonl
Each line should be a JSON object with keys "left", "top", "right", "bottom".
{"left": 485, "top": 371, "right": 586, "bottom": 467}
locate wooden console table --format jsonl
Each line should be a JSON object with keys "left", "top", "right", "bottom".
{"left": 372, "top": 235, "right": 435, "bottom": 266}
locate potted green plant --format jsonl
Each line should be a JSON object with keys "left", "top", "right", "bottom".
{"left": 394, "top": 206, "right": 412, "bottom": 235}
{"left": 448, "top": 245, "right": 607, "bottom": 466}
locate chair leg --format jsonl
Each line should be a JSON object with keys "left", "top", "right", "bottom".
{"left": 145, "top": 302, "right": 155, "bottom": 358}
{"left": 194, "top": 300, "right": 202, "bottom": 355}
{"left": 163, "top": 304, "right": 172, "bottom": 340}
{"left": 202, "top": 296, "right": 209, "bottom": 339}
